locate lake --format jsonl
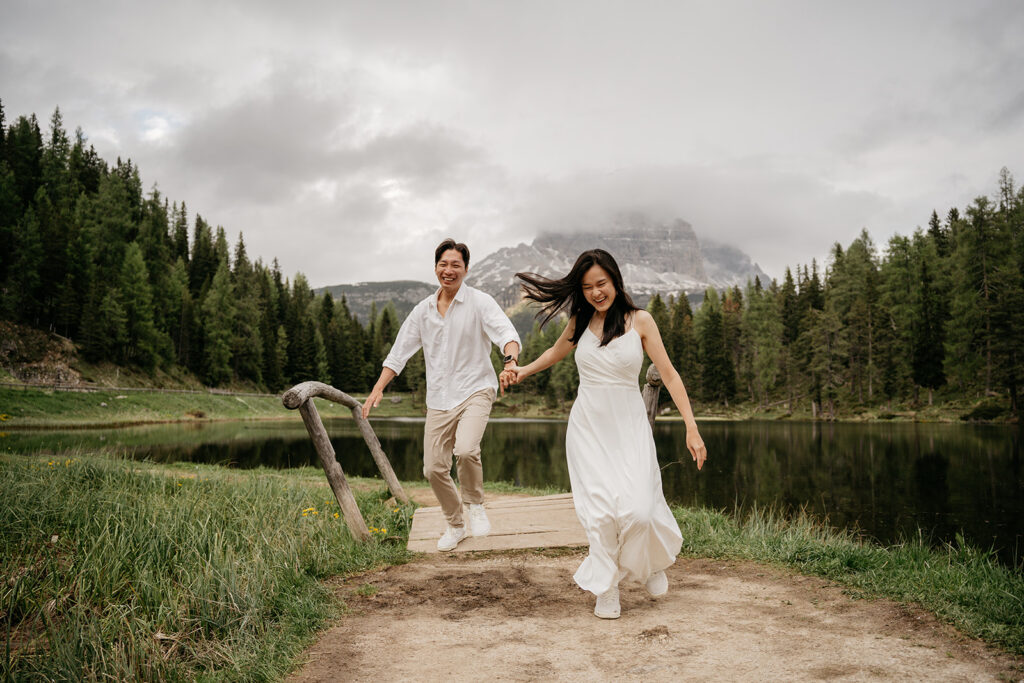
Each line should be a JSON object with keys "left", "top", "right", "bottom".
{"left": 3, "top": 417, "right": 1021, "bottom": 567}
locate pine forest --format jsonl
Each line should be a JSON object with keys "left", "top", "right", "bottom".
{"left": 1, "top": 104, "right": 1022, "bottom": 419}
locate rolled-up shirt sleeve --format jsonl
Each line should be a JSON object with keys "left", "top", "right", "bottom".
{"left": 478, "top": 291, "right": 521, "bottom": 355}
{"left": 382, "top": 305, "right": 423, "bottom": 375}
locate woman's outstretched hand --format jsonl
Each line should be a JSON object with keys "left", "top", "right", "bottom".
{"left": 686, "top": 429, "right": 707, "bottom": 470}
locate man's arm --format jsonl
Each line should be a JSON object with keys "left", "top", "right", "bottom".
{"left": 363, "top": 304, "right": 423, "bottom": 418}
{"left": 362, "top": 367, "right": 397, "bottom": 419}
{"left": 479, "top": 292, "right": 522, "bottom": 367}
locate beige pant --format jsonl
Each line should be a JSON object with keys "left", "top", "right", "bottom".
{"left": 423, "top": 388, "right": 495, "bottom": 527}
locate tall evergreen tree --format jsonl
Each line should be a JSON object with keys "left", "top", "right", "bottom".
{"left": 804, "top": 301, "right": 846, "bottom": 418}
{"left": 780, "top": 267, "right": 800, "bottom": 345}
{"left": 5, "top": 114, "right": 43, "bottom": 209}
{"left": 741, "top": 280, "right": 783, "bottom": 406}
{"left": 166, "top": 258, "right": 194, "bottom": 367}
{"left": 188, "top": 215, "right": 216, "bottom": 296}
{"left": 879, "top": 234, "right": 916, "bottom": 397}
{"left": 667, "top": 293, "right": 699, "bottom": 386}
{"left": 171, "top": 202, "right": 189, "bottom": 263}
{"left": 928, "top": 209, "right": 949, "bottom": 257}
{"left": 946, "top": 196, "right": 1002, "bottom": 393}
{"left": 2, "top": 207, "right": 44, "bottom": 323}
{"left": 696, "top": 289, "right": 735, "bottom": 404}
{"left": 911, "top": 258, "right": 946, "bottom": 404}
{"left": 0, "top": 160, "right": 19, "bottom": 287}
{"left": 201, "top": 262, "right": 235, "bottom": 385}
{"left": 67, "top": 127, "right": 103, "bottom": 196}
{"left": 82, "top": 171, "right": 133, "bottom": 288}
{"left": 119, "top": 242, "right": 165, "bottom": 368}
{"left": 230, "top": 234, "right": 263, "bottom": 385}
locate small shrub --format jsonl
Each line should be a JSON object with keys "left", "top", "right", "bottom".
{"left": 960, "top": 399, "right": 1006, "bottom": 421}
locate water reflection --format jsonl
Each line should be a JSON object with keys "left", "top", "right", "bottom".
{"left": 4, "top": 418, "right": 1021, "bottom": 567}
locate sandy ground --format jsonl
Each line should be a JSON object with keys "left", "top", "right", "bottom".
{"left": 288, "top": 548, "right": 1022, "bottom": 682}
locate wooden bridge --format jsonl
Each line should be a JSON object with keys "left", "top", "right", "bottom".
{"left": 283, "top": 367, "right": 661, "bottom": 552}
{"left": 407, "top": 493, "right": 587, "bottom": 552}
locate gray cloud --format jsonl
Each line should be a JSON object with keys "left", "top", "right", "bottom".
{"left": 510, "top": 164, "right": 893, "bottom": 281}
{"left": 2, "top": 1, "right": 1021, "bottom": 288}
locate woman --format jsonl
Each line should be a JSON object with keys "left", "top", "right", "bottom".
{"left": 502, "top": 249, "right": 706, "bottom": 619}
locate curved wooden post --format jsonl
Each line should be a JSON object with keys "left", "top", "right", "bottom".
{"left": 641, "top": 364, "right": 662, "bottom": 429}
{"left": 296, "top": 398, "right": 371, "bottom": 541}
{"left": 282, "top": 381, "right": 409, "bottom": 504}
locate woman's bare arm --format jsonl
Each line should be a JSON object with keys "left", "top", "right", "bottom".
{"left": 633, "top": 310, "right": 707, "bottom": 470}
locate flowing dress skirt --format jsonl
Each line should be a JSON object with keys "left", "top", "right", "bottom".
{"left": 566, "top": 328, "right": 683, "bottom": 596}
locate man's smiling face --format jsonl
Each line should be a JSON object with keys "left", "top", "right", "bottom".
{"left": 435, "top": 248, "right": 467, "bottom": 295}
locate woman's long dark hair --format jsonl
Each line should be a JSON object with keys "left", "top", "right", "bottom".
{"left": 516, "top": 249, "right": 639, "bottom": 346}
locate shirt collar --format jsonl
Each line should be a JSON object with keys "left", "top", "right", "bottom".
{"left": 432, "top": 282, "right": 468, "bottom": 308}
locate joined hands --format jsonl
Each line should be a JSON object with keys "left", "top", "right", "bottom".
{"left": 499, "top": 365, "right": 525, "bottom": 394}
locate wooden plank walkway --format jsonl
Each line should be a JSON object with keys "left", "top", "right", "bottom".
{"left": 407, "top": 493, "right": 588, "bottom": 553}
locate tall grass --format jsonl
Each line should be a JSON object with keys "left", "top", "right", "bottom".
{"left": 1, "top": 455, "right": 412, "bottom": 680}
{"left": 674, "top": 506, "right": 1024, "bottom": 654}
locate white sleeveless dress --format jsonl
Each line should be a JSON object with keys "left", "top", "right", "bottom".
{"left": 566, "top": 326, "right": 683, "bottom": 596}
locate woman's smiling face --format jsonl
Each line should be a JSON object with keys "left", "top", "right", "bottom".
{"left": 581, "top": 265, "right": 616, "bottom": 313}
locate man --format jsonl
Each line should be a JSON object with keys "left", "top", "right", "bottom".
{"left": 363, "top": 238, "right": 521, "bottom": 551}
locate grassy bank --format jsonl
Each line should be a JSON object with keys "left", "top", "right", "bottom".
{"left": 1, "top": 454, "right": 414, "bottom": 680}
{"left": 3, "top": 455, "right": 1022, "bottom": 680}
{"left": 0, "top": 386, "right": 418, "bottom": 428}
{"left": 674, "top": 507, "right": 1024, "bottom": 654}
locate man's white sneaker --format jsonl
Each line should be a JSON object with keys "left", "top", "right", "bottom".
{"left": 437, "top": 525, "right": 467, "bottom": 552}
{"left": 645, "top": 570, "right": 668, "bottom": 597}
{"left": 468, "top": 504, "right": 491, "bottom": 537}
{"left": 594, "top": 586, "right": 620, "bottom": 619}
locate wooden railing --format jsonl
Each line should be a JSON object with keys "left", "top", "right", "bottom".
{"left": 282, "top": 381, "right": 409, "bottom": 541}
{"left": 641, "top": 364, "right": 662, "bottom": 428}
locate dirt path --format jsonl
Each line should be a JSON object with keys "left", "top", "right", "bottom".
{"left": 288, "top": 550, "right": 1021, "bottom": 682}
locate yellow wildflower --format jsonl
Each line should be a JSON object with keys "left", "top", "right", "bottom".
{"left": 333, "top": 513, "right": 339, "bottom": 519}
{"left": 381, "top": 528, "right": 387, "bottom": 534}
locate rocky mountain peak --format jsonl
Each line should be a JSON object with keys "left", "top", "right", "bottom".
{"left": 467, "top": 213, "right": 766, "bottom": 307}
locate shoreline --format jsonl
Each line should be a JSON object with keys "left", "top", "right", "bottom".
{"left": 2, "top": 385, "right": 1016, "bottom": 429}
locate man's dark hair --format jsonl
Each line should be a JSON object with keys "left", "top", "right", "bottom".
{"left": 434, "top": 238, "right": 470, "bottom": 268}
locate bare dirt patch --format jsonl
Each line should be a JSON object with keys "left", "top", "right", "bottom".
{"left": 288, "top": 552, "right": 1022, "bottom": 682}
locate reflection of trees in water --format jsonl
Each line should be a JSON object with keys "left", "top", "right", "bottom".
{"left": 656, "top": 421, "right": 1021, "bottom": 565}
{"left": 482, "top": 423, "right": 570, "bottom": 489}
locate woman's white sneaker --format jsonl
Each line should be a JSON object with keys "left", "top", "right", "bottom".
{"left": 594, "top": 586, "right": 620, "bottom": 619}
{"left": 645, "top": 570, "right": 668, "bottom": 597}
{"left": 468, "top": 504, "right": 491, "bottom": 537}
{"left": 437, "top": 525, "right": 467, "bottom": 551}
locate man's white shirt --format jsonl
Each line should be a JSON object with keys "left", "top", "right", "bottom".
{"left": 382, "top": 283, "right": 521, "bottom": 411}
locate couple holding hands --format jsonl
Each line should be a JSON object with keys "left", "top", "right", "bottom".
{"left": 363, "top": 238, "right": 707, "bottom": 619}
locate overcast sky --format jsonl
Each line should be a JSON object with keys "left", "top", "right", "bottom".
{"left": 3, "top": 1, "right": 1021, "bottom": 287}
